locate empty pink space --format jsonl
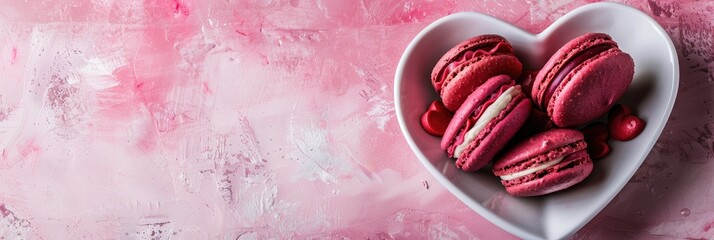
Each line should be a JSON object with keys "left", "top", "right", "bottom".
{"left": 0, "top": 0, "right": 712, "bottom": 239}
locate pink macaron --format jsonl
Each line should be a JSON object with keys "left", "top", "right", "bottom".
{"left": 531, "top": 33, "right": 634, "bottom": 127}
{"left": 432, "top": 35, "right": 523, "bottom": 112}
{"left": 440, "top": 75, "right": 531, "bottom": 172}
{"left": 492, "top": 128, "right": 593, "bottom": 197}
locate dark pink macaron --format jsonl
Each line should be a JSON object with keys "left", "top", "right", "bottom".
{"left": 440, "top": 75, "right": 531, "bottom": 172}
{"left": 492, "top": 129, "right": 593, "bottom": 197}
{"left": 531, "top": 33, "right": 634, "bottom": 127}
{"left": 432, "top": 35, "right": 523, "bottom": 112}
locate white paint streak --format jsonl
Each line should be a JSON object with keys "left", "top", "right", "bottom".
{"left": 428, "top": 222, "right": 462, "bottom": 240}
{"left": 526, "top": 0, "right": 572, "bottom": 22}
{"left": 289, "top": 104, "right": 338, "bottom": 183}
{"left": 366, "top": 95, "right": 393, "bottom": 131}
{"left": 241, "top": 184, "right": 278, "bottom": 223}
{"left": 77, "top": 55, "right": 126, "bottom": 89}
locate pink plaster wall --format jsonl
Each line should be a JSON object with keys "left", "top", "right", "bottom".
{"left": 0, "top": 0, "right": 712, "bottom": 239}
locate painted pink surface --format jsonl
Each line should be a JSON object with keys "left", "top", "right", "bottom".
{"left": 0, "top": 0, "right": 712, "bottom": 239}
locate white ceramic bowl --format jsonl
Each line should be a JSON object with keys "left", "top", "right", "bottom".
{"left": 394, "top": 3, "right": 678, "bottom": 239}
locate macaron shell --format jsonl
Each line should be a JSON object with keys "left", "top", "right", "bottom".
{"left": 548, "top": 50, "right": 634, "bottom": 127}
{"left": 504, "top": 152, "right": 593, "bottom": 197}
{"left": 457, "top": 98, "right": 531, "bottom": 172}
{"left": 431, "top": 35, "right": 512, "bottom": 90}
{"left": 440, "top": 75, "right": 514, "bottom": 150}
{"left": 531, "top": 33, "right": 616, "bottom": 104}
{"left": 492, "top": 128, "right": 585, "bottom": 171}
{"left": 440, "top": 55, "right": 522, "bottom": 111}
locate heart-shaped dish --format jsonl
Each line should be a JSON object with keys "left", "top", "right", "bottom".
{"left": 394, "top": 2, "right": 678, "bottom": 239}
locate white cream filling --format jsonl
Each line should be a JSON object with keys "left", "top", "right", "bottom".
{"left": 499, "top": 156, "right": 564, "bottom": 181}
{"left": 453, "top": 85, "right": 521, "bottom": 158}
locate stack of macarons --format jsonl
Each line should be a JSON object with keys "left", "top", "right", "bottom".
{"left": 420, "top": 32, "right": 646, "bottom": 197}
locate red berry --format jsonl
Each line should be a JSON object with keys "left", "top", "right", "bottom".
{"left": 608, "top": 104, "right": 646, "bottom": 141}
{"left": 421, "top": 100, "right": 453, "bottom": 136}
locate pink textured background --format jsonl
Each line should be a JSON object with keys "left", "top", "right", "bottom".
{"left": 0, "top": 0, "right": 712, "bottom": 239}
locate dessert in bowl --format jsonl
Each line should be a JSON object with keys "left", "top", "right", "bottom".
{"left": 394, "top": 2, "right": 678, "bottom": 239}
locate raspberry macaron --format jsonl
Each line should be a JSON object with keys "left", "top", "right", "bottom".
{"left": 431, "top": 35, "right": 523, "bottom": 111}
{"left": 532, "top": 33, "right": 634, "bottom": 127}
{"left": 492, "top": 129, "right": 593, "bottom": 197}
{"left": 440, "top": 75, "right": 531, "bottom": 172}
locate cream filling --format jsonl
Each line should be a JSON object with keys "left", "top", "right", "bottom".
{"left": 454, "top": 85, "right": 521, "bottom": 158}
{"left": 499, "top": 156, "right": 564, "bottom": 181}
